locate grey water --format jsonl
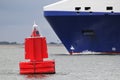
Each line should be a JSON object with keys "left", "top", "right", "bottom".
{"left": 0, "top": 45, "right": 120, "bottom": 80}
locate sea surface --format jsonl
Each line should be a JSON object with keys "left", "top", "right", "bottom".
{"left": 0, "top": 45, "right": 120, "bottom": 80}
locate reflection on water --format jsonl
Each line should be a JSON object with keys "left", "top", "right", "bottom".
{"left": 24, "top": 74, "right": 50, "bottom": 80}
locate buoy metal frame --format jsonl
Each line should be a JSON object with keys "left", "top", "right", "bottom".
{"left": 19, "top": 22, "right": 55, "bottom": 74}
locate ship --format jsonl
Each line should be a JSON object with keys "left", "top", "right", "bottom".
{"left": 44, "top": 0, "right": 120, "bottom": 54}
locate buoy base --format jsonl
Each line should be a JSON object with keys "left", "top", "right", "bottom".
{"left": 19, "top": 60, "right": 55, "bottom": 74}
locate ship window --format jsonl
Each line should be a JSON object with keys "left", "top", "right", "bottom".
{"left": 85, "top": 7, "right": 91, "bottom": 10}
{"left": 106, "top": 6, "right": 113, "bottom": 10}
{"left": 111, "top": 11, "right": 114, "bottom": 13}
{"left": 75, "top": 7, "right": 81, "bottom": 11}
{"left": 82, "top": 30, "right": 95, "bottom": 36}
{"left": 89, "top": 11, "right": 93, "bottom": 13}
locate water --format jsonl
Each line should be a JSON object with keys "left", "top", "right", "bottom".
{"left": 0, "top": 45, "right": 120, "bottom": 80}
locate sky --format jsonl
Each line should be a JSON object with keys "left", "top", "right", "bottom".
{"left": 0, "top": 0, "right": 60, "bottom": 43}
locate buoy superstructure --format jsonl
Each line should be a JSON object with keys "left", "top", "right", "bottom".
{"left": 19, "top": 22, "right": 55, "bottom": 74}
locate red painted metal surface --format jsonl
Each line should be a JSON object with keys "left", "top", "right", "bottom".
{"left": 25, "top": 37, "right": 48, "bottom": 61}
{"left": 19, "top": 23, "right": 55, "bottom": 74}
{"left": 19, "top": 61, "right": 55, "bottom": 74}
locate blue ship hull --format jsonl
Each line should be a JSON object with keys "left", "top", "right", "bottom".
{"left": 44, "top": 11, "right": 120, "bottom": 53}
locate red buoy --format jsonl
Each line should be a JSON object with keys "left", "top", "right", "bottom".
{"left": 19, "top": 22, "right": 55, "bottom": 74}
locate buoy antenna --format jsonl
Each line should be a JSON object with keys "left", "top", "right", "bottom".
{"left": 33, "top": 21, "right": 38, "bottom": 27}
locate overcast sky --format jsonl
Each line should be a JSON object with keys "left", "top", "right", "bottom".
{"left": 0, "top": 0, "right": 60, "bottom": 43}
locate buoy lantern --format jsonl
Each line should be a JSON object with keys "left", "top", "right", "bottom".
{"left": 19, "top": 22, "right": 55, "bottom": 74}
